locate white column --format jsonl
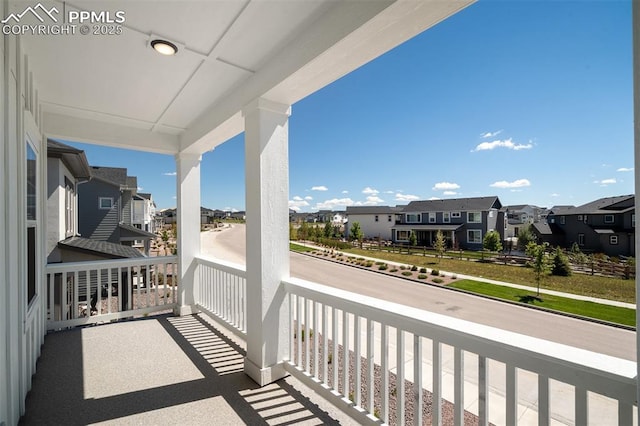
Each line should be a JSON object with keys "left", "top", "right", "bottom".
{"left": 633, "top": 0, "right": 640, "bottom": 418}
{"left": 243, "top": 98, "right": 291, "bottom": 386}
{"left": 175, "top": 152, "right": 201, "bottom": 316}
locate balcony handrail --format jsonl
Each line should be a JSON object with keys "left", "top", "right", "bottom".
{"left": 46, "top": 255, "right": 178, "bottom": 273}
{"left": 196, "top": 255, "right": 246, "bottom": 277}
{"left": 282, "top": 276, "right": 636, "bottom": 404}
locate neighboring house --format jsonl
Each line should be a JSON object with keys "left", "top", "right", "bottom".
{"left": 160, "top": 208, "right": 177, "bottom": 224}
{"left": 46, "top": 140, "right": 92, "bottom": 263}
{"left": 344, "top": 206, "right": 404, "bottom": 240}
{"left": 392, "top": 196, "right": 503, "bottom": 250}
{"left": 542, "top": 195, "right": 635, "bottom": 257}
{"left": 502, "top": 204, "right": 544, "bottom": 239}
{"left": 78, "top": 166, "right": 156, "bottom": 254}
{"left": 132, "top": 192, "right": 157, "bottom": 234}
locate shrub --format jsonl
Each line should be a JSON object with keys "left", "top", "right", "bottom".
{"left": 452, "top": 274, "right": 457, "bottom": 279}
{"left": 365, "top": 261, "right": 374, "bottom": 267}
{"left": 551, "top": 247, "right": 572, "bottom": 276}
{"left": 432, "top": 278, "right": 444, "bottom": 284}
{"left": 375, "top": 261, "right": 385, "bottom": 265}
{"left": 419, "top": 267, "right": 427, "bottom": 273}
{"left": 431, "top": 269, "right": 439, "bottom": 276}
{"left": 418, "top": 274, "right": 428, "bottom": 279}
{"left": 411, "top": 265, "right": 418, "bottom": 272}
{"left": 390, "top": 268, "right": 398, "bottom": 273}
{"left": 378, "top": 264, "right": 388, "bottom": 271}
{"left": 400, "top": 265, "right": 406, "bottom": 270}
{"left": 401, "top": 271, "right": 412, "bottom": 276}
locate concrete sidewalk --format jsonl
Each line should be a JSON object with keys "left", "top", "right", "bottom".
{"left": 297, "top": 241, "right": 635, "bottom": 310}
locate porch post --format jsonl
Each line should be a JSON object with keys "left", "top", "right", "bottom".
{"left": 175, "top": 152, "right": 202, "bottom": 316}
{"left": 243, "top": 98, "right": 291, "bottom": 386}
{"left": 632, "top": 0, "right": 639, "bottom": 418}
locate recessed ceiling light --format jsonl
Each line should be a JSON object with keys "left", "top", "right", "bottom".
{"left": 151, "top": 39, "right": 178, "bottom": 56}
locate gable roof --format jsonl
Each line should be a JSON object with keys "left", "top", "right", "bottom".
{"left": 550, "top": 196, "right": 634, "bottom": 216}
{"left": 47, "top": 139, "right": 92, "bottom": 180}
{"left": 58, "top": 236, "right": 145, "bottom": 258}
{"left": 403, "top": 196, "right": 502, "bottom": 213}
{"left": 346, "top": 206, "right": 404, "bottom": 215}
{"left": 90, "top": 166, "right": 128, "bottom": 186}
{"left": 119, "top": 224, "right": 157, "bottom": 239}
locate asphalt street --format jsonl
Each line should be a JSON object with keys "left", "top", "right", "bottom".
{"left": 202, "top": 224, "right": 635, "bottom": 361}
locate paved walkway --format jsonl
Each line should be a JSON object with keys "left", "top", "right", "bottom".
{"left": 297, "top": 241, "right": 635, "bottom": 310}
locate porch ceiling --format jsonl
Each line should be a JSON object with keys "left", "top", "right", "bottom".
{"left": 15, "top": 0, "right": 474, "bottom": 155}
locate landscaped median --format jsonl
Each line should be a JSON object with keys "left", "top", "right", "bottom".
{"left": 290, "top": 242, "right": 635, "bottom": 328}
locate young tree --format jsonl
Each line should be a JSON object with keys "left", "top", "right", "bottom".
{"left": 409, "top": 231, "right": 417, "bottom": 247}
{"left": 526, "top": 242, "right": 549, "bottom": 296}
{"left": 349, "top": 222, "right": 363, "bottom": 247}
{"left": 551, "top": 246, "right": 572, "bottom": 276}
{"left": 433, "top": 230, "right": 446, "bottom": 262}
{"left": 289, "top": 222, "right": 298, "bottom": 240}
{"left": 483, "top": 230, "right": 503, "bottom": 253}
{"left": 298, "top": 221, "right": 309, "bottom": 241}
{"left": 516, "top": 225, "right": 536, "bottom": 250}
{"left": 323, "top": 221, "right": 333, "bottom": 238}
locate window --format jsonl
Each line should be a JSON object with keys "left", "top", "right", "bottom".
{"left": 583, "top": 215, "right": 588, "bottom": 223}
{"left": 406, "top": 213, "right": 421, "bottom": 223}
{"left": 27, "top": 144, "right": 37, "bottom": 220}
{"left": 26, "top": 142, "right": 38, "bottom": 305}
{"left": 397, "top": 230, "right": 410, "bottom": 240}
{"left": 633, "top": 214, "right": 636, "bottom": 228}
{"left": 451, "top": 212, "right": 461, "bottom": 218}
{"left": 467, "top": 212, "right": 481, "bottom": 223}
{"left": 99, "top": 197, "right": 114, "bottom": 209}
{"left": 443, "top": 212, "right": 450, "bottom": 223}
{"left": 428, "top": 212, "right": 436, "bottom": 223}
{"left": 467, "top": 229, "right": 482, "bottom": 244}
{"left": 375, "top": 215, "right": 379, "bottom": 222}
{"left": 578, "top": 233, "right": 585, "bottom": 246}
{"left": 388, "top": 215, "right": 392, "bottom": 222}
{"left": 560, "top": 216, "right": 566, "bottom": 225}
{"left": 64, "top": 177, "right": 75, "bottom": 236}
{"left": 577, "top": 215, "right": 582, "bottom": 221}
{"left": 610, "top": 235, "right": 618, "bottom": 245}
{"left": 604, "top": 215, "right": 614, "bottom": 224}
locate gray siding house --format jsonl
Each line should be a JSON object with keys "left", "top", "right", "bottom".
{"left": 78, "top": 166, "right": 156, "bottom": 254}
{"left": 543, "top": 195, "right": 635, "bottom": 257}
{"left": 392, "top": 196, "right": 503, "bottom": 250}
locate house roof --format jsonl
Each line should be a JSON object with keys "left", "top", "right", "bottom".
{"left": 46, "top": 139, "right": 91, "bottom": 180}
{"left": 58, "top": 236, "right": 145, "bottom": 259}
{"left": 137, "top": 193, "right": 153, "bottom": 200}
{"left": 119, "top": 224, "right": 157, "bottom": 239}
{"left": 550, "top": 196, "right": 634, "bottom": 215}
{"left": 403, "top": 196, "right": 502, "bottom": 213}
{"left": 346, "top": 206, "right": 404, "bottom": 215}
{"left": 90, "top": 166, "right": 128, "bottom": 186}
{"left": 392, "top": 224, "right": 463, "bottom": 231}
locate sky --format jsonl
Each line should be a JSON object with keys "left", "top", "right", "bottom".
{"left": 65, "top": 1, "right": 634, "bottom": 213}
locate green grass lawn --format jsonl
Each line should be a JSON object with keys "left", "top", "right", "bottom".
{"left": 344, "top": 248, "right": 635, "bottom": 304}
{"left": 448, "top": 280, "right": 635, "bottom": 327}
{"left": 290, "top": 242, "right": 315, "bottom": 253}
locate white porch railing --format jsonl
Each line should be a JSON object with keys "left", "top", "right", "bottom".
{"left": 45, "top": 256, "right": 178, "bottom": 330}
{"left": 195, "top": 256, "right": 246, "bottom": 337}
{"left": 193, "top": 257, "right": 636, "bottom": 425}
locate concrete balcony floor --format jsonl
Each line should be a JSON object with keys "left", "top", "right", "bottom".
{"left": 21, "top": 313, "right": 357, "bottom": 425}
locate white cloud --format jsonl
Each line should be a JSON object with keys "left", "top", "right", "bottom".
{"left": 432, "top": 182, "right": 460, "bottom": 191}
{"left": 617, "top": 167, "right": 634, "bottom": 172}
{"left": 289, "top": 197, "right": 310, "bottom": 210}
{"left": 137, "top": 187, "right": 143, "bottom": 191}
{"left": 362, "top": 187, "right": 379, "bottom": 195}
{"left": 443, "top": 191, "right": 458, "bottom": 196}
{"left": 163, "top": 172, "right": 177, "bottom": 176}
{"left": 481, "top": 130, "right": 502, "bottom": 139}
{"left": 395, "top": 193, "right": 420, "bottom": 202}
{"left": 341, "top": 190, "right": 349, "bottom": 194}
{"left": 311, "top": 185, "right": 328, "bottom": 191}
{"left": 428, "top": 197, "right": 440, "bottom": 201}
{"left": 490, "top": 178, "right": 531, "bottom": 189}
{"left": 364, "top": 195, "right": 384, "bottom": 205}
{"left": 472, "top": 138, "right": 533, "bottom": 152}
{"left": 315, "top": 198, "right": 355, "bottom": 210}
{"left": 551, "top": 193, "right": 560, "bottom": 197}
{"left": 304, "top": 196, "right": 313, "bottom": 201}
{"left": 223, "top": 207, "right": 239, "bottom": 212}
{"left": 384, "top": 190, "right": 395, "bottom": 194}
{"left": 595, "top": 178, "right": 617, "bottom": 185}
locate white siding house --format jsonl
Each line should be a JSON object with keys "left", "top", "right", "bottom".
{"left": 344, "top": 206, "right": 404, "bottom": 240}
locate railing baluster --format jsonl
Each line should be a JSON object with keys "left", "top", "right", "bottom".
{"left": 381, "top": 323, "right": 389, "bottom": 424}
{"left": 322, "top": 303, "right": 328, "bottom": 384}
{"left": 297, "top": 296, "right": 303, "bottom": 367}
{"left": 47, "top": 273, "right": 54, "bottom": 321}
{"left": 313, "top": 301, "right": 318, "bottom": 379}
{"left": 72, "top": 271, "right": 78, "bottom": 318}
{"left": 575, "top": 387, "right": 588, "bottom": 426}
{"left": 304, "top": 297, "right": 310, "bottom": 373}
{"left": 538, "top": 374, "right": 549, "bottom": 426}
{"left": 414, "top": 334, "right": 422, "bottom": 426}
{"left": 397, "top": 329, "right": 405, "bottom": 426}
{"left": 96, "top": 269, "right": 102, "bottom": 315}
{"left": 289, "top": 292, "right": 294, "bottom": 363}
{"left": 107, "top": 267, "right": 112, "bottom": 314}
{"left": 454, "top": 347, "right": 464, "bottom": 426}
{"left": 354, "top": 314, "right": 361, "bottom": 407}
{"left": 367, "top": 318, "right": 374, "bottom": 415}
{"left": 342, "top": 310, "right": 349, "bottom": 398}
{"left": 145, "top": 264, "right": 151, "bottom": 307}
{"left": 62, "top": 272, "right": 68, "bottom": 320}
{"left": 478, "top": 355, "right": 488, "bottom": 426}
{"left": 332, "top": 307, "right": 338, "bottom": 391}
{"left": 117, "top": 267, "right": 122, "bottom": 313}
{"left": 162, "top": 263, "right": 168, "bottom": 306}
{"left": 506, "top": 364, "right": 517, "bottom": 426}
{"left": 619, "top": 401, "right": 633, "bottom": 426}
{"left": 432, "top": 339, "right": 442, "bottom": 426}
{"left": 127, "top": 266, "right": 133, "bottom": 311}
